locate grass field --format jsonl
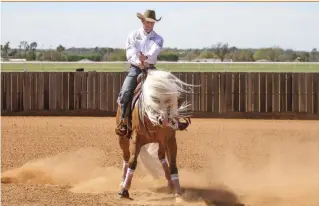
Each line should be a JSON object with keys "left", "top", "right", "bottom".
{"left": 2, "top": 62, "right": 319, "bottom": 72}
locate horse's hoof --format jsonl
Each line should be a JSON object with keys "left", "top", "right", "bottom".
{"left": 175, "top": 193, "right": 184, "bottom": 204}
{"left": 118, "top": 188, "right": 130, "bottom": 199}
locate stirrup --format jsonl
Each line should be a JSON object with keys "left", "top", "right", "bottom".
{"left": 177, "top": 117, "right": 191, "bottom": 131}
{"left": 115, "top": 120, "right": 128, "bottom": 136}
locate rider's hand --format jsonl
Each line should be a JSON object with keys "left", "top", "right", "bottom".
{"left": 138, "top": 52, "right": 148, "bottom": 62}
{"left": 138, "top": 62, "right": 145, "bottom": 70}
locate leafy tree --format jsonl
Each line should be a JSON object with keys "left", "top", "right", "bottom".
{"left": 1, "top": 41, "right": 10, "bottom": 57}
{"left": 253, "top": 47, "right": 283, "bottom": 61}
{"left": 228, "top": 49, "right": 254, "bottom": 61}
{"left": 20, "top": 41, "right": 29, "bottom": 58}
{"left": 310, "top": 48, "right": 318, "bottom": 62}
{"left": 212, "top": 42, "right": 230, "bottom": 62}
{"left": 158, "top": 52, "right": 179, "bottom": 61}
{"left": 184, "top": 51, "right": 198, "bottom": 61}
{"left": 9, "top": 49, "right": 18, "bottom": 57}
{"left": 29, "top": 42, "right": 37, "bottom": 60}
{"left": 107, "top": 50, "right": 126, "bottom": 61}
{"left": 198, "top": 51, "right": 215, "bottom": 59}
{"left": 56, "top": 44, "right": 65, "bottom": 53}
{"left": 300, "top": 52, "right": 310, "bottom": 62}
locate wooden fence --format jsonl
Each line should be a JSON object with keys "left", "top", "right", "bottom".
{"left": 1, "top": 72, "right": 319, "bottom": 118}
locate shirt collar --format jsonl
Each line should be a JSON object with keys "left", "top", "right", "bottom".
{"left": 140, "top": 27, "right": 155, "bottom": 37}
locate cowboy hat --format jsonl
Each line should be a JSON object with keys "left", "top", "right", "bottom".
{"left": 136, "top": 9, "right": 161, "bottom": 22}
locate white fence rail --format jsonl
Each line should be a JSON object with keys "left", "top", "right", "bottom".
{"left": 2, "top": 61, "right": 319, "bottom": 65}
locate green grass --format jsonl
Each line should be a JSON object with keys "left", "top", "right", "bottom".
{"left": 1, "top": 62, "right": 319, "bottom": 72}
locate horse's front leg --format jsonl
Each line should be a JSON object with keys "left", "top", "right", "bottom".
{"left": 119, "top": 137, "right": 130, "bottom": 188}
{"left": 158, "top": 142, "right": 174, "bottom": 191}
{"left": 167, "top": 132, "right": 183, "bottom": 196}
{"left": 118, "top": 133, "right": 142, "bottom": 199}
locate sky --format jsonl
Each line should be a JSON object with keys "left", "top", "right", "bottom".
{"left": 1, "top": 2, "right": 319, "bottom": 51}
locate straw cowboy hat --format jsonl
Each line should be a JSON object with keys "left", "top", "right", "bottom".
{"left": 136, "top": 9, "right": 162, "bottom": 22}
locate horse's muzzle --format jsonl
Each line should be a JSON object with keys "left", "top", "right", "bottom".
{"left": 158, "top": 117, "right": 170, "bottom": 127}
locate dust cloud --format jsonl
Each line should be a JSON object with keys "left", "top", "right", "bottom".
{"left": 2, "top": 141, "right": 319, "bottom": 206}
{"left": 1, "top": 147, "right": 170, "bottom": 194}
{"left": 192, "top": 140, "right": 319, "bottom": 206}
{"left": 2, "top": 148, "right": 120, "bottom": 192}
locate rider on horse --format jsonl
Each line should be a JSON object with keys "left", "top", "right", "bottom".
{"left": 115, "top": 9, "right": 189, "bottom": 137}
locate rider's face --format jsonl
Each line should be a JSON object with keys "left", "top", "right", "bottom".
{"left": 142, "top": 20, "right": 155, "bottom": 33}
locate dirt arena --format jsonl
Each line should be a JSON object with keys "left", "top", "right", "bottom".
{"left": 1, "top": 116, "right": 319, "bottom": 206}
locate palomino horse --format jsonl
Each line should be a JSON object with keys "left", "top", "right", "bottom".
{"left": 115, "top": 68, "right": 194, "bottom": 199}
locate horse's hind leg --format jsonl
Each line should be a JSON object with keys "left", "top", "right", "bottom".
{"left": 119, "top": 137, "right": 130, "bottom": 187}
{"left": 167, "top": 132, "right": 183, "bottom": 196}
{"left": 158, "top": 143, "right": 174, "bottom": 191}
{"left": 118, "top": 133, "right": 142, "bottom": 199}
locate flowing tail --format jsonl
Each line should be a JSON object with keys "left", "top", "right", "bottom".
{"left": 138, "top": 143, "right": 165, "bottom": 179}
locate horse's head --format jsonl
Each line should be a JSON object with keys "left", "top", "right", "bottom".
{"left": 140, "top": 69, "right": 195, "bottom": 129}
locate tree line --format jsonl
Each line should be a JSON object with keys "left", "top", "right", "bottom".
{"left": 1, "top": 41, "right": 318, "bottom": 62}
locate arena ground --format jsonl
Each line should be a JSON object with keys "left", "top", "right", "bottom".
{"left": 1, "top": 117, "right": 319, "bottom": 206}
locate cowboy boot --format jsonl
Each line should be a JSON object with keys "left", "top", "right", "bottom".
{"left": 116, "top": 97, "right": 131, "bottom": 136}
{"left": 115, "top": 119, "right": 128, "bottom": 136}
{"left": 177, "top": 121, "right": 189, "bottom": 131}
{"left": 177, "top": 118, "right": 191, "bottom": 131}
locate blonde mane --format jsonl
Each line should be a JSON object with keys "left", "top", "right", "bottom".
{"left": 140, "top": 70, "right": 196, "bottom": 128}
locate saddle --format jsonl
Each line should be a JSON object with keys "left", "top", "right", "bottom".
{"left": 131, "top": 72, "right": 146, "bottom": 109}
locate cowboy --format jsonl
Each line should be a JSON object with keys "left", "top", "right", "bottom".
{"left": 116, "top": 9, "right": 189, "bottom": 137}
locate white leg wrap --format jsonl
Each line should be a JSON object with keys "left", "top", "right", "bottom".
{"left": 121, "top": 161, "right": 129, "bottom": 181}
{"left": 171, "top": 173, "right": 182, "bottom": 195}
{"left": 171, "top": 174, "right": 179, "bottom": 180}
{"left": 161, "top": 158, "right": 167, "bottom": 165}
{"left": 123, "top": 168, "right": 134, "bottom": 190}
{"left": 122, "top": 161, "right": 128, "bottom": 171}
{"left": 123, "top": 161, "right": 128, "bottom": 166}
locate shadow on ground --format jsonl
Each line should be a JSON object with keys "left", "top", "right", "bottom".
{"left": 150, "top": 186, "right": 245, "bottom": 206}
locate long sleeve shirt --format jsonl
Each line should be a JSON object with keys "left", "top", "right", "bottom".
{"left": 126, "top": 27, "right": 164, "bottom": 67}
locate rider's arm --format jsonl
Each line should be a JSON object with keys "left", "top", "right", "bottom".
{"left": 126, "top": 32, "right": 142, "bottom": 66}
{"left": 144, "top": 36, "right": 164, "bottom": 64}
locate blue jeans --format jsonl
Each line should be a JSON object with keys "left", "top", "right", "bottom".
{"left": 118, "top": 66, "right": 142, "bottom": 120}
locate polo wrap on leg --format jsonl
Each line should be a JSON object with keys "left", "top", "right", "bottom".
{"left": 122, "top": 168, "right": 134, "bottom": 190}
{"left": 121, "top": 161, "right": 129, "bottom": 183}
